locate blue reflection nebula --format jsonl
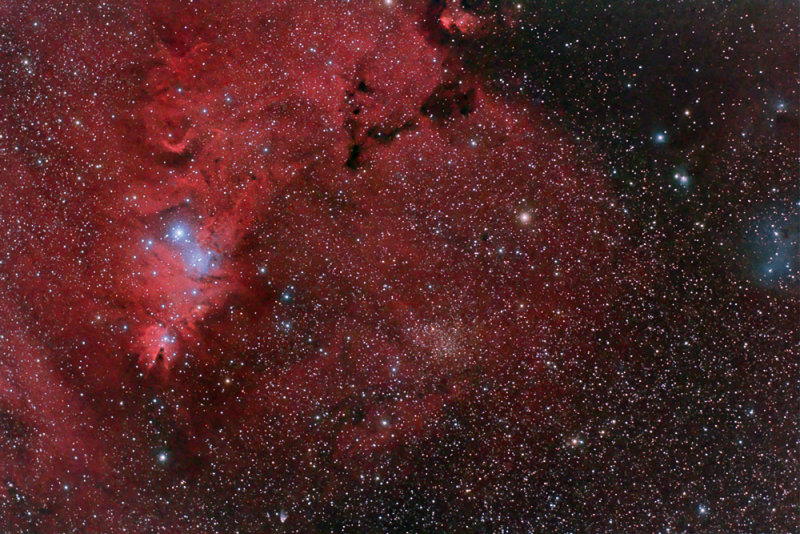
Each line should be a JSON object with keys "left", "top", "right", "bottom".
{"left": 744, "top": 203, "right": 798, "bottom": 291}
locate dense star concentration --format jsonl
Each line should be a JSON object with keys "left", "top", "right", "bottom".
{"left": 0, "top": 1, "right": 797, "bottom": 532}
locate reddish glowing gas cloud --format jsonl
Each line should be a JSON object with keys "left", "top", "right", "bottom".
{"left": 0, "top": 0, "right": 634, "bottom": 530}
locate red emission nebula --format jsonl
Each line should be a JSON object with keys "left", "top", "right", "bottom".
{"left": 0, "top": 1, "right": 642, "bottom": 531}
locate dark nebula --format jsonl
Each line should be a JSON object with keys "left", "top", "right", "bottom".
{"left": 0, "top": 1, "right": 796, "bottom": 532}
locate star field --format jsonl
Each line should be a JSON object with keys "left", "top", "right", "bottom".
{"left": 0, "top": 1, "right": 797, "bottom": 532}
